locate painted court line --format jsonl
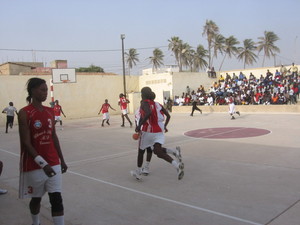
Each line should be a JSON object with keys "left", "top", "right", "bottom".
{"left": 68, "top": 170, "right": 263, "bottom": 225}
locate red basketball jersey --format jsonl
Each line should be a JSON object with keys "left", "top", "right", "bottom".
{"left": 20, "top": 104, "right": 60, "bottom": 172}
{"left": 139, "top": 99, "right": 162, "bottom": 133}
{"left": 53, "top": 104, "right": 62, "bottom": 116}
{"left": 101, "top": 103, "right": 110, "bottom": 113}
{"left": 119, "top": 97, "right": 128, "bottom": 110}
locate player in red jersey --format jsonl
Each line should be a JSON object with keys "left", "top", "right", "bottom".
{"left": 18, "top": 78, "right": 68, "bottom": 225}
{"left": 131, "top": 87, "right": 184, "bottom": 180}
{"left": 53, "top": 100, "right": 66, "bottom": 130}
{"left": 98, "top": 99, "right": 116, "bottom": 127}
{"left": 118, "top": 93, "right": 133, "bottom": 127}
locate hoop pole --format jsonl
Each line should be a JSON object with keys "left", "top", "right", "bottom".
{"left": 50, "top": 79, "right": 54, "bottom": 103}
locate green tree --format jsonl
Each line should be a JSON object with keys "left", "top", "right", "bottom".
{"left": 125, "top": 48, "right": 139, "bottom": 75}
{"left": 202, "top": 19, "right": 219, "bottom": 68}
{"left": 211, "top": 34, "right": 225, "bottom": 67}
{"left": 193, "top": 45, "right": 208, "bottom": 72}
{"left": 168, "top": 36, "right": 183, "bottom": 71}
{"left": 257, "top": 31, "right": 280, "bottom": 67}
{"left": 149, "top": 48, "right": 164, "bottom": 72}
{"left": 76, "top": 64, "right": 104, "bottom": 72}
{"left": 219, "top": 35, "right": 240, "bottom": 71}
{"left": 237, "top": 39, "right": 258, "bottom": 69}
{"left": 180, "top": 43, "right": 193, "bottom": 71}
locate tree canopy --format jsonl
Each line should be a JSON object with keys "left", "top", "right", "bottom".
{"left": 76, "top": 64, "right": 104, "bottom": 73}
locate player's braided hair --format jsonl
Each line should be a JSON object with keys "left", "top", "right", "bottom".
{"left": 141, "top": 87, "right": 152, "bottom": 100}
{"left": 26, "top": 78, "right": 46, "bottom": 103}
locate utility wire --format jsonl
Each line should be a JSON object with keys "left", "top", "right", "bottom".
{"left": 0, "top": 46, "right": 169, "bottom": 53}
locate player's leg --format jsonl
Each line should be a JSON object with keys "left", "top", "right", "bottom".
{"left": 0, "top": 161, "right": 7, "bottom": 194}
{"left": 142, "top": 147, "right": 152, "bottom": 175}
{"left": 47, "top": 165, "right": 64, "bottom": 225}
{"left": 131, "top": 148, "right": 145, "bottom": 180}
{"left": 162, "top": 147, "right": 182, "bottom": 162}
{"left": 124, "top": 114, "right": 133, "bottom": 127}
{"left": 154, "top": 143, "right": 184, "bottom": 180}
{"left": 48, "top": 192, "right": 64, "bottom": 225}
{"left": 5, "top": 117, "right": 9, "bottom": 133}
{"left": 190, "top": 107, "right": 195, "bottom": 116}
{"left": 196, "top": 106, "right": 202, "bottom": 114}
{"left": 121, "top": 114, "right": 125, "bottom": 127}
{"left": 30, "top": 197, "right": 42, "bottom": 225}
{"left": 7, "top": 116, "right": 14, "bottom": 129}
{"left": 101, "top": 119, "right": 105, "bottom": 127}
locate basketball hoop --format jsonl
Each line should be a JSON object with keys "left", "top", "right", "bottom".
{"left": 62, "top": 80, "right": 69, "bottom": 83}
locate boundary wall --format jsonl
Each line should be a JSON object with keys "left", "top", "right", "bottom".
{"left": 0, "top": 75, "right": 139, "bottom": 126}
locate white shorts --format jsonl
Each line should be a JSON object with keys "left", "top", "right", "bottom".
{"left": 102, "top": 112, "right": 110, "bottom": 120}
{"left": 229, "top": 103, "right": 235, "bottom": 114}
{"left": 139, "top": 131, "right": 165, "bottom": 150}
{"left": 55, "top": 116, "right": 62, "bottom": 121}
{"left": 121, "top": 109, "right": 128, "bottom": 115}
{"left": 19, "top": 165, "right": 62, "bottom": 199}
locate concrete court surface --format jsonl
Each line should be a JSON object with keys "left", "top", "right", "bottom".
{"left": 0, "top": 112, "right": 300, "bottom": 225}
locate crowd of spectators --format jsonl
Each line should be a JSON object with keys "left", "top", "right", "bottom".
{"left": 173, "top": 64, "right": 299, "bottom": 106}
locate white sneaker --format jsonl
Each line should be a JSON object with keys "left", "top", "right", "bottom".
{"left": 141, "top": 166, "right": 149, "bottom": 176}
{"left": 0, "top": 188, "right": 8, "bottom": 194}
{"left": 130, "top": 169, "right": 142, "bottom": 180}
{"left": 174, "top": 146, "right": 182, "bottom": 162}
{"left": 177, "top": 162, "right": 184, "bottom": 180}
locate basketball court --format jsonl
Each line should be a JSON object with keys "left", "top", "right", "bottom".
{"left": 0, "top": 112, "right": 300, "bottom": 225}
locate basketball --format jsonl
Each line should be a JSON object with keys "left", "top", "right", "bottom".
{"left": 132, "top": 133, "right": 140, "bottom": 140}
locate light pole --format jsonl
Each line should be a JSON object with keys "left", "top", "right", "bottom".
{"left": 121, "top": 34, "right": 126, "bottom": 96}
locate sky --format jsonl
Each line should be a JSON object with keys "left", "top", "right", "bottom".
{"left": 1, "top": 0, "right": 300, "bottom": 75}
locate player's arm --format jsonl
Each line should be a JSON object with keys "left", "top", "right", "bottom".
{"left": 18, "top": 109, "right": 56, "bottom": 177}
{"left": 52, "top": 124, "right": 68, "bottom": 173}
{"left": 98, "top": 105, "right": 103, "bottom": 114}
{"left": 109, "top": 105, "right": 116, "bottom": 111}
{"left": 136, "top": 101, "right": 151, "bottom": 132}
{"left": 161, "top": 106, "right": 171, "bottom": 132}
{"left": 60, "top": 107, "right": 66, "bottom": 117}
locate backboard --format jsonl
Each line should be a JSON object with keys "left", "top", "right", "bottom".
{"left": 52, "top": 68, "right": 76, "bottom": 84}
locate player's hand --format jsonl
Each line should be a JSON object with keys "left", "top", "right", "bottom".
{"left": 43, "top": 165, "right": 56, "bottom": 177}
{"left": 135, "top": 126, "right": 141, "bottom": 133}
{"left": 164, "top": 127, "right": 168, "bottom": 133}
{"left": 61, "top": 161, "right": 68, "bottom": 174}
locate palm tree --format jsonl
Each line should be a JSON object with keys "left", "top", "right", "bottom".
{"left": 168, "top": 36, "right": 183, "bottom": 71}
{"left": 125, "top": 48, "right": 139, "bottom": 75}
{"left": 202, "top": 19, "right": 219, "bottom": 68}
{"left": 193, "top": 45, "right": 208, "bottom": 72}
{"left": 180, "top": 43, "right": 193, "bottom": 71}
{"left": 257, "top": 31, "right": 280, "bottom": 67}
{"left": 211, "top": 34, "right": 225, "bottom": 67}
{"left": 149, "top": 48, "right": 164, "bottom": 72}
{"left": 237, "top": 39, "right": 258, "bottom": 69}
{"left": 219, "top": 35, "right": 240, "bottom": 71}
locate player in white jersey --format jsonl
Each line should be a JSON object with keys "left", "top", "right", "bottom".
{"left": 131, "top": 90, "right": 183, "bottom": 180}
{"left": 226, "top": 94, "right": 240, "bottom": 120}
{"left": 2, "top": 102, "right": 18, "bottom": 133}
